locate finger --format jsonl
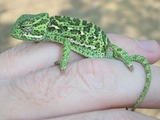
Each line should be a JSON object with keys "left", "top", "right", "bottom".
{"left": 0, "top": 59, "right": 160, "bottom": 119}
{"left": 1, "top": 34, "right": 159, "bottom": 78}
{"left": 72, "top": 59, "right": 160, "bottom": 109}
{"left": 0, "top": 41, "right": 83, "bottom": 79}
{"left": 107, "top": 34, "right": 160, "bottom": 63}
{"left": 50, "top": 109, "right": 156, "bottom": 120}
{"left": 0, "top": 35, "right": 159, "bottom": 79}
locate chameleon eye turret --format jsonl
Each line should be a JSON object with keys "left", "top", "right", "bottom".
{"left": 11, "top": 13, "right": 151, "bottom": 111}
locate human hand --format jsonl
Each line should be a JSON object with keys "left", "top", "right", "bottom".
{"left": 0, "top": 34, "right": 160, "bottom": 119}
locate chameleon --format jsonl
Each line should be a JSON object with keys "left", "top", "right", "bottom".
{"left": 10, "top": 13, "right": 151, "bottom": 111}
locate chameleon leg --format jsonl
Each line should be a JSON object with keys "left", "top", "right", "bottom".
{"left": 130, "top": 55, "right": 151, "bottom": 111}
{"left": 54, "top": 40, "right": 71, "bottom": 72}
{"left": 108, "top": 44, "right": 134, "bottom": 71}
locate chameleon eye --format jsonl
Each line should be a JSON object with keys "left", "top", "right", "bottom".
{"left": 20, "top": 24, "right": 32, "bottom": 33}
{"left": 21, "top": 25, "right": 25, "bottom": 29}
{"left": 20, "top": 25, "right": 26, "bottom": 30}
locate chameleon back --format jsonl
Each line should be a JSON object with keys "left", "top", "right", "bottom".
{"left": 47, "top": 16, "right": 110, "bottom": 57}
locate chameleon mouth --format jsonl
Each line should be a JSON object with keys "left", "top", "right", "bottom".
{"left": 11, "top": 26, "right": 44, "bottom": 40}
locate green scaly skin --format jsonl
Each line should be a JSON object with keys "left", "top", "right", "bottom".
{"left": 11, "top": 13, "right": 151, "bottom": 111}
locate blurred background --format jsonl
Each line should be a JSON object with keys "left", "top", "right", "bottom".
{"left": 0, "top": 0, "right": 160, "bottom": 118}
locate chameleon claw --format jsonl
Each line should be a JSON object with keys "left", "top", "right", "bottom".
{"left": 54, "top": 60, "right": 66, "bottom": 74}
{"left": 128, "top": 65, "right": 134, "bottom": 72}
{"left": 61, "top": 69, "right": 66, "bottom": 74}
{"left": 34, "top": 41, "right": 39, "bottom": 43}
{"left": 126, "top": 108, "right": 135, "bottom": 111}
{"left": 54, "top": 61, "right": 60, "bottom": 65}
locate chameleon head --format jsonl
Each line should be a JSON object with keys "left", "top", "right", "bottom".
{"left": 11, "top": 13, "right": 50, "bottom": 41}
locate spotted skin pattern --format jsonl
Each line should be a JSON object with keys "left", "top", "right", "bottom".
{"left": 11, "top": 13, "right": 151, "bottom": 111}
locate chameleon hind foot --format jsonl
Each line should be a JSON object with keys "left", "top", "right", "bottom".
{"left": 110, "top": 44, "right": 134, "bottom": 72}
{"left": 128, "top": 64, "right": 134, "bottom": 72}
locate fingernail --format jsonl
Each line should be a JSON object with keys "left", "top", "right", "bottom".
{"left": 135, "top": 40, "right": 157, "bottom": 52}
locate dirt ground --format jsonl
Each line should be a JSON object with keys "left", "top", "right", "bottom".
{"left": 0, "top": 0, "right": 160, "bottom": 119}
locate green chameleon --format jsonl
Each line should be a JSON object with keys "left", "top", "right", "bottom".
{"left": 11, "top": 13, "right": 151, "bottom": 111}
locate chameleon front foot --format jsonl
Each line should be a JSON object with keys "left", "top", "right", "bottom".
{"left": 54, "top": 59, "right": 68, "bottom": 73}
{"left": 126, "top": 107, "right": 135, "bottom": 111}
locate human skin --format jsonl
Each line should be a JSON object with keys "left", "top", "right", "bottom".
{"left": 0, "top": 34, "right": 160, "bottom": 120}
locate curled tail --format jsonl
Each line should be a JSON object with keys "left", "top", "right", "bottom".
{"left": 130, "top": 55, "right": 151, "bottom": 111}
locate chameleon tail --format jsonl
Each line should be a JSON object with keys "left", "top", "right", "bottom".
{"left": 130, "top": 55, "right": 151, "bottom": 111}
